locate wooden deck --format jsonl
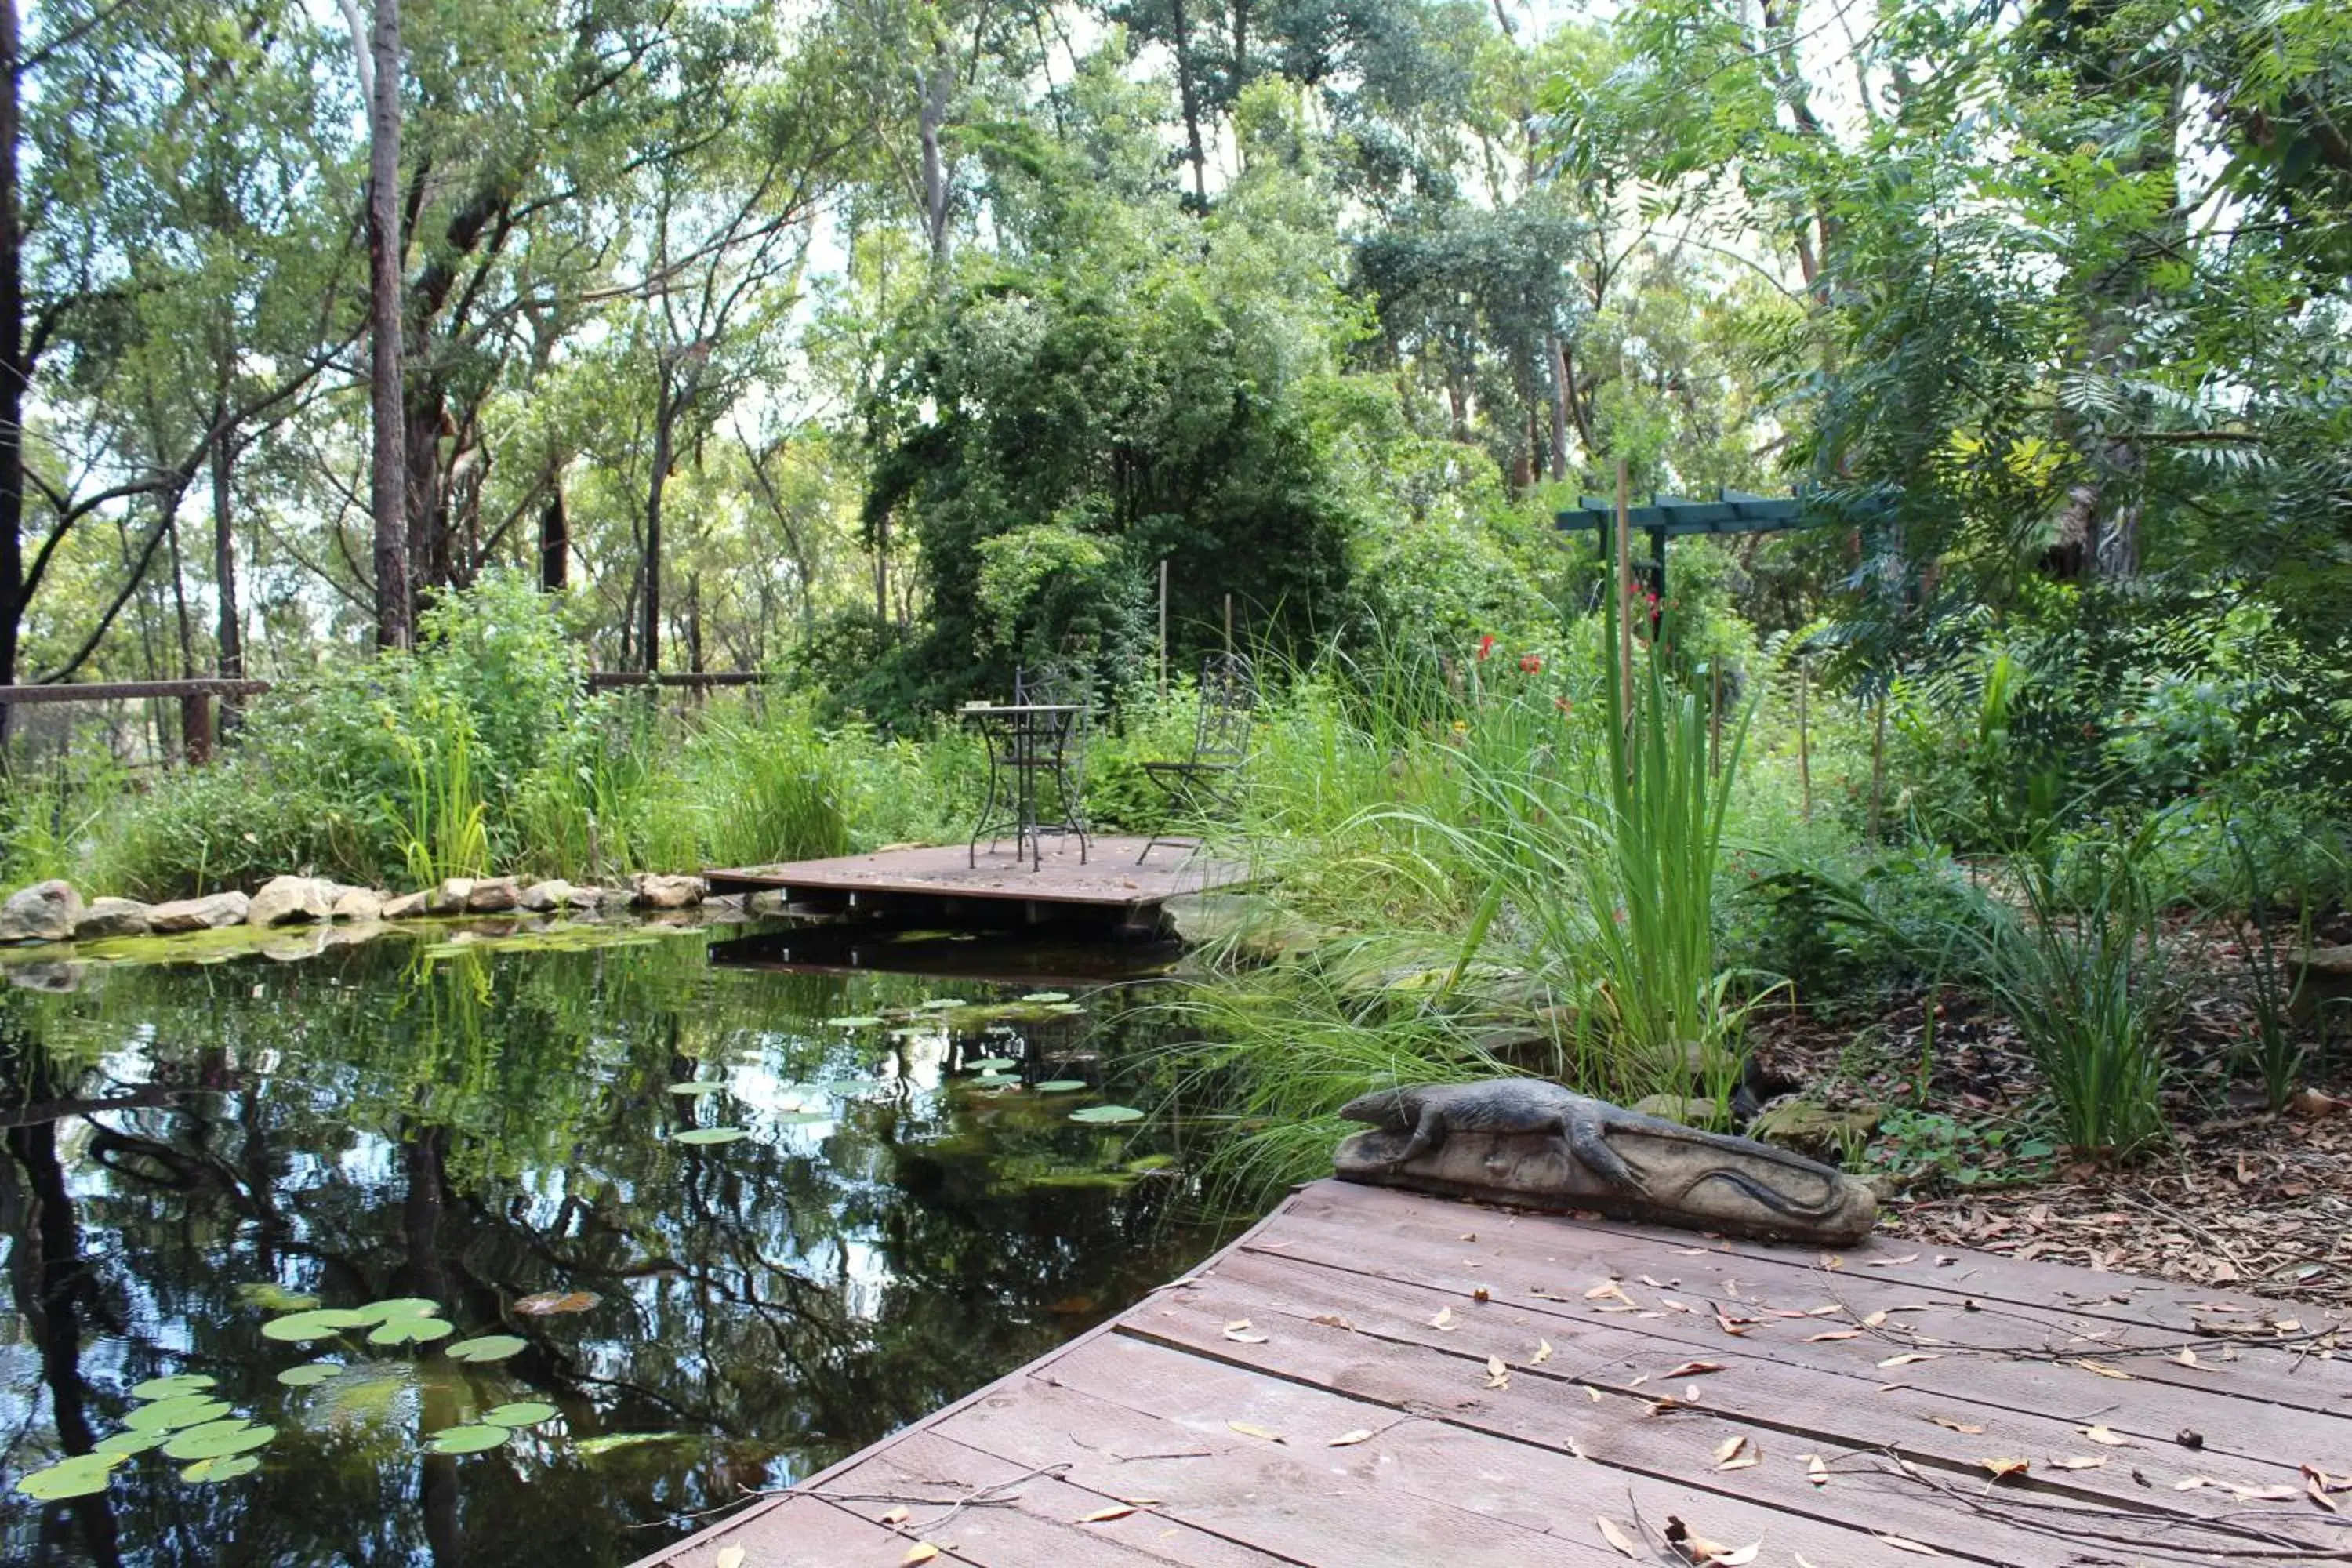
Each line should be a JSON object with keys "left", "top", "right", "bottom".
{"left": 706, "top": 838, "right": 1250, "bottom": 931}
{"left": 634, "top": 1179, "right": 2352, "bottom": 1567}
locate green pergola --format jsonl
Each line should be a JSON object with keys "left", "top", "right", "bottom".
{"left": 1555, "top": 488, "right": 1886, "bottom": 601}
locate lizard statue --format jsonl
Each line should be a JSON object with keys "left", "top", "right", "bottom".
{"left": 1334, "top": 1079, "right": 1876, "bottom": 1244}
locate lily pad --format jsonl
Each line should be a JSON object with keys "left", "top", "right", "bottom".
{"left": 1047, "top": 1002, "right": 1086, "bottom": 1014}
{"left": 368, "top": 1316, "right": 455, "bottom": 1347}
{"left": 445, "top": 1334, "right": 528, "bottom": 1363}
{"left": 1068, "top": 1105, "right": 1145, "bottom": 1124}
{"left": 673, "top": 1126, "right": 749, "bottom": 1145}
{"left": 916, "top": 998, "right": 960, "bottom": 1011}
{"left": 665, "top": 1082, "right": 726, "bottom": 1097}
{"left": 482, "top": 1401, "right": 559, "bottom": 1428}
{"left": 123, "top": 1396, "right": 234, "bottom": 1432}
{"left": 163, "top": 1421, "right": 276, "bottom": 1461}
{"left": 13, "top": 1454, "right": 122, "bottom": 1501}
{"left": 233, "top": 1283, "right": 319, "bottom": 1313}
{"left": 425, "top": 1423, "right": 512, "bottom": 1455}
{"left": 967, "top": 1057, "right": 1018, "bottom": 1072}
{"left": 1020, "top": 991, "right": 1071, "bottom": 1004}
{"left": 773, "top": 1111, "right": 832, "bottom": 1126}
{"left": 260, "top": 1307, "right": 375, "bottom": 1342}
{"left": 1034, "top": 1080, "right": 1089, "bottom": 1092}
{"left": 130, "top": 1374, "right": 217, "bottom": 1400}
{"left": 180, "top": 1454, "right": 260, "bottom": 1484}
{"left": 824, "top": 1015, "right": 884, "bottom": 1029}
{"left": 93, "top": 1428, "right": 170, "bottom": 1458}
{"left": 350, "top": 1298, "right": 444, "bottom": 1324}
{"left": 276, "top": 1362, "right": 344, "bottom": 1387}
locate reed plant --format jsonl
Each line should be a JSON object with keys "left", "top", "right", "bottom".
{"left": 390, "top": 688, "right": 492, "bottom": 886}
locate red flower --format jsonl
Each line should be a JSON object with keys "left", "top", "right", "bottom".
{"left": 1476, "top": 634, "right": 1496, "bottom": 662}
{"left": 1519, "top": 653, "right": 1542, "bottom": 674}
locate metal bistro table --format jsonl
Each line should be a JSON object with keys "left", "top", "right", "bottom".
{"left": 961, "top": 702, "right": 1091, "bottom": 870}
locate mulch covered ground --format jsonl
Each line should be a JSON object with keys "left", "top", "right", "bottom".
{"left": 1748, "top": 938, "right": 2352, "bottom": 1308}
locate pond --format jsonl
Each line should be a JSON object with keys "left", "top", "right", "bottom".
{"left": 0, "top": 918, "right": 1222, "bottom": 1566}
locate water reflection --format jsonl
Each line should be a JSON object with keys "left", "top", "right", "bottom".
{"left": 0, "top": 927, "right": 1213, "bottom": 1566}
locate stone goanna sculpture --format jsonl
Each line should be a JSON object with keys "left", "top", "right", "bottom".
{"left": 1334, "top": 1079, "right": 1876, "bottom": 1245}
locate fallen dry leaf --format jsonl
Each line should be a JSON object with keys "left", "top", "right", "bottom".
{"left": 2049, "top": 1456, "right": 2108, "bottom": 1470}
{"left": 1878, "top": 1352, "right": 1939, "bottom": 1368}
{"left": 1226, "top": 1421, "right": 1283, "bottom": 1443}
{"left": 513, "top": 1290, "right": 600, "bottom": 1316}
{"left": 1076, "top": 1505, "right": 1136, "bottom": 1523}
{"left": 1596, "top": 1515, "right": 1641, "bottom": 1558}
{"left": 1221, "top": 1319, "right": 1269, "bottom": 1345}
{"left": 1875, "top": 1534, "right": 1940, "bottom": 1555}
{"left": 1867, "top": 1253, "right": 1922, "bottom": 1267}
{"left": 1925, "top": 1415, "right": 1984, "bottom": 1434}
{"left": 1712, "top": 1434, "right": 1759, "bottom": 1472}
{"left": 1862, "top": 1309, "right": 1889, "bottom": 1327}
{"left": 2079, "top": 1425, "right": 2136, "bottom": 1446}
{"left": 1664, "top": 1360, "right": 1726, "bottom": 1378}
{"left": 1586, "top": 1280, "right": 1634, "bottom": 1305}
{"left": 1806, "top": 1454, "right": 1829, "bottom": 1488}
{"left": 1663, "top": 1515, "right": 1756, "bottom": 1565}
{"left": 1980, "top": 1456, "right": 2031, "bottom": 1482}
{"left": 1327, "top": 1428, "right": 1374, "bottom": 1447}
{"left": 880, "top": 1506, "right": 910, "bottom": 1526}
{"left": 1483, "top": 1356, "right": 1511, "bottom": 1391}
{"left": 1308, "top": 1312, "right": 1354, "bottom": 1330}
{"left": 715, "top": 1549, "right": 745, "bottom": 1568}
{"left": 1428, "top": 1306, "right": 1457, "bottom": 1330}
{"left": 1807, "top": 1330, "right": 1860, "bottom": 1341}
{"left": 2073, "top": 1359, "right": 2136, "bottom": 1380}
{"left": 1533, "top": 1339, "right": 1554, "bottom": 1363}
{"left": 903, "top": 1547, "right": 939, "bottom": 1566}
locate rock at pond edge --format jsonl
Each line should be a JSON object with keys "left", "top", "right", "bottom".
{"left": 74, "top": 896, "right": 151, "bottom": 940}
{"left": 146, "top": 891, "right": 251, "bottom": 934}
{"left": 248, "top": 876, "right": 336, "bottom": 927}
{"left": 0, "top": 880, "right": 84, "bottom": 943}
{"left": 630, "top": 873, "right": 706, "bottom": 910}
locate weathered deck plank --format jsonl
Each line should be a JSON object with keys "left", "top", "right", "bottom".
{"left": 634, "top": 1180, "right": 2352, "bottom": 1568}
{"left": 705, "top": 837, "right": 1250, "bottom": 921}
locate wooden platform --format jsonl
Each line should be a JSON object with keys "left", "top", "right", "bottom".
{"left": 706, "top": 839, "right": 1250, "bottom": 931}
{"left": 635, "top": 1178, "right": 2352, "bottom": 1567}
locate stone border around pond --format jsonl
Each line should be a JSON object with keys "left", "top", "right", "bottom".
{"left": 0, "top": 871, "right": 745, "bottom": 982}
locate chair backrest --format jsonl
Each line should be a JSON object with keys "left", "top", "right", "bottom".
{"left": 1191, "top": 652, "right": 1254, "bottom": 765}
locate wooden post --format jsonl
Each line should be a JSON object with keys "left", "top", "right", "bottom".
{"left": 1868, "top": 692, "right": 1888, "bottom": 841}
{"left": 1796, "top": 657, "right": 1813, "bottom": 821}
{"left": 1223, "top": 593, "right": 1233, "bottom": 656}
{"left": 1614, "top": 459, "right": 1633, "bottom": 719}
{"left": 181, "top": 692, "right": 212, "bottom": 767}
{"left": 1159, "top": 557, "right": 1169, "bottom": 698}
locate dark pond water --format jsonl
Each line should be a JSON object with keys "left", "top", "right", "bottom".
{"left": 0, "top": 920, "right": 1221, "bottom": 1566}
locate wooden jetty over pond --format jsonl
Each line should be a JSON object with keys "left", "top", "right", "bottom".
{"left": 706, "top": 839, "right": 1250, "bottom": 934}
{"left": 637, "top": 1178, "right": 2352, "bottom": 1568}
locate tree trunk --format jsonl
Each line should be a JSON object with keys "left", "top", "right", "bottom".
{"left": 642, "top": 384, "right": 673, "bottom": 673}
{"left": 211, "top": 416, "right": 245, "bottom": 731}
{"left": 539, "top": 484, "right": 568, "bottom": 590}
{"left": 1171, "top": 0, "right": 1210, "bottom": 208}
{"left": 0, "top": 0, "right": 26, "bottom": 735}
{"left": 919, "top": 45, "right": 953, "bottom": 270}
{"left": 368, "top": 0, "right": 411, "bottom": 649}
{"left": 1544, "top": 333, "right": 1571, "bottom": 481}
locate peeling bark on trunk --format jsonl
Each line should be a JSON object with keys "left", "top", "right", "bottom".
{"left": 0, "top": 0, "right": 27, "bottom": 726}
{"left": 367, "top": 0, "right": 410, "bottom": 649}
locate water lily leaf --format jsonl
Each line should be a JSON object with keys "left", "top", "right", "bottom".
{"left": 130, "top": 1374, "right": 217, "bottom": 1400}
{"left": 368, "top": 1316, "right": 456, "bottom": 1346}
{"left": 163, "top": 1421, "right": 276, "bottom": 1461}
{"left": 13, "top": 1455, "right": 122, "bottom": 1501}
{"left": 773, "top": 1111, "right": 831, "bottom": 1126}
{"left": 426, "top": 1423, "right": 512, "bottom": 1455}
{"left": 94, "top": 1428, "right": 171, "bottom": 1458}
{"left": 673, "top": 1127, "right": 749, "bottom": 1145}
{"left": 181, "top": 1454, "right": 260, "bottom": 1484}
{"left": 1069, "top": 1105, "right": 1145, "bottom": 1124}
{"left": 277, "top": 1362, "right": 345, "bottom": 1387}
{"left": 350, "top": 1298, "right": 444, "bottom": 1324}
{"left": 666, "top": 1082, "right": 726, "bottom": 1097}
{"left": 975, "top": 1073, "right": 1019, "bottom": 1086}
{"left": 966, "top": 1057, "right": 1018, "bottom": 1071}
{"left": 1035, "top": 1080, "right": 1089, "bottom": 1092}
{"left": 1020, "top": 991, "right": 1070, "bottom": 1004}
{"left": 482, "top": 1401, "right": 559, "bottom": 1428}
{"left": 123, "top": 1396, "right": 234, "bottom": 1432}
{"left": 445, "top": 1335, "right": 527, "bottom": 1364}
{"left": 233, "top": 1283, "right": 319, "bottom": 1313}
{"left": 260, "top": 1308, "right": 374, "bottom": 1342}
{"left": 825, "top": 1015, "right": 884, "bottom": 1029}
{"left": 573, "top": 1432, "right": 687, "bottom": 1457}
{"left": 512, "top": 1291, "right": 601, "bottom": 1316}
{"left": 1047, "top": 1003, "right": 1085, "bottom": 1014}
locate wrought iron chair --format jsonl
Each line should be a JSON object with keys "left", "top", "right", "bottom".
{"left": 1138, "top": 652, "right": 1254, "bottom": 864}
